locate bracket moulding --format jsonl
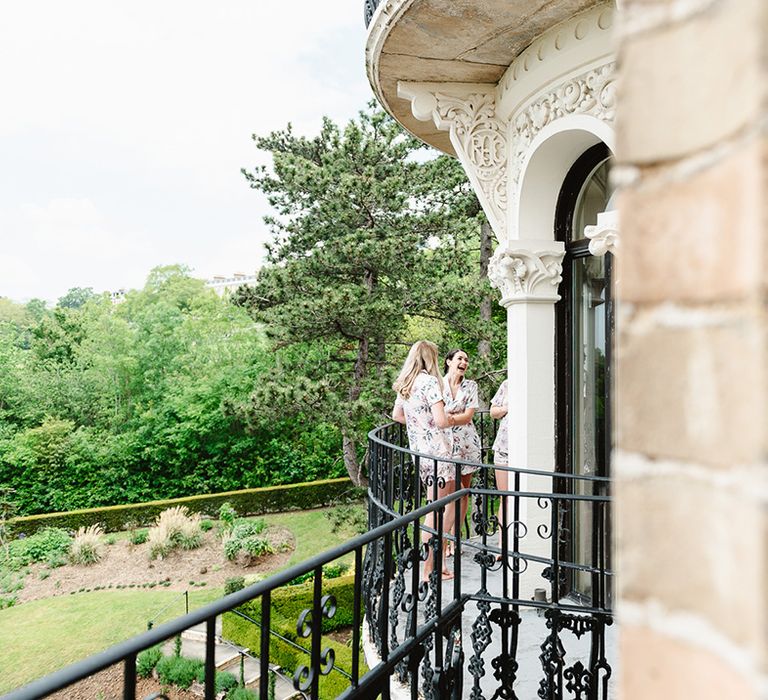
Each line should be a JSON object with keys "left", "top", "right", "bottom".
{"left": 398, "top": 82, "right": 507, "bottom": 240}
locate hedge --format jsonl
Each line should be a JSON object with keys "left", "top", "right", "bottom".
{"left": 8, "top": 479, "right": 365, "bottom": 536}
{"left": 222, "top": 574, "right": 365, "bottom": 699}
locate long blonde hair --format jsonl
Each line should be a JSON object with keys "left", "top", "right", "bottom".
{"left": 393, "top": 340, "right": 443, "bottom": 399}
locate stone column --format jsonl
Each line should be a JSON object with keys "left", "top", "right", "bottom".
{"left": 488, "top": 240, "right": 564, "bottom": 598}
{"left": 615, "top": 0, "right": 768, "bottom": 697}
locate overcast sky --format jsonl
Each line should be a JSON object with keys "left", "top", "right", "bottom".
{"left": 0, "top": 1, "right": 373, "bottom": 303}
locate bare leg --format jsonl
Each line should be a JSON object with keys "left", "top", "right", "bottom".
{"left": 422, "top": 478, "right": 458, "bottom": 582}
{"left": 446, "top": 472, "right": 472, "bottom": 558}
{"left": 495, "top": 463, "right": 509, "bottom": 557}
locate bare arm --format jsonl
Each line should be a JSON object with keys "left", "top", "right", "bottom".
{"left": 490, "top": 404, "right": 507, "bottom": 420}
{"left": 449, "top": 406, "right": 475, "bottom": 426}
{"left": 392, "top": 401, "right": 406, "bottom": 425}
{"left": 430, "top": 401, "right": 453, "bottom": 429}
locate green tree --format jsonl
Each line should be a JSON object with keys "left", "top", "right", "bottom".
{"left": 235, "top": 104, "right": 492, "bottom": 485}
{"left": 57, "top": 287, "right": 97, "bottom": 309}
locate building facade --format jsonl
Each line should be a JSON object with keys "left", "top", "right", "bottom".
{"left": 364, "top": 0, "right": 767, "bottom": 697}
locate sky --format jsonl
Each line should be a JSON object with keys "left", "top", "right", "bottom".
{"left": 0, "top": 1, "right": 373, "bottom": 303}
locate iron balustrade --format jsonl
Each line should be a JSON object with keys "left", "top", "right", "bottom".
{"left": 366, "top": 413, "right": 614, "bottom": 699}
{"left": 4, "top": 412, "right": 613, "bottom": 700}
{"left": 363, "top": 0, "right": 381, "bottom": 27}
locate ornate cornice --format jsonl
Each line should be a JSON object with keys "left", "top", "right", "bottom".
{"left": 488, "top": 241, "right": 565, "bottom": 307}
{"left": 584, "top": 210, "right": 619, "bottom": 256}
{"left": 498, "top": 4, "right": 615, "bottom": 116}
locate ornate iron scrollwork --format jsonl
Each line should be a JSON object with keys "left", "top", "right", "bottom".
{"left": 293, "top": 595, "right": 338, "bottom": 692}
{"left": 468, "top": 595, "right": 493, "bottom": 699}
{"left": 489, "top": 606, "right": 521, "bottom": 700}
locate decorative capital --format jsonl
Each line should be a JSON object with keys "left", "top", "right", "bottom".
{"left": 488, "top": 241, "right": 565, "bottom": 307}
{"left": 398, "top": 83, "right": 508, "bottom": 240}
{"left": 584, "top": 210, "right": 619, "bottom": 257}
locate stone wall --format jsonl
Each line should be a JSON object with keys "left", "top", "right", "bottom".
{"left": 614, "top": 0, "right": 767, "bottom": 697}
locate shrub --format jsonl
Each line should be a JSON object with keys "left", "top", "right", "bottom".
{"left": 70, "top": 525, "right": 103, "bottom": 565}
{"left": 288, "top": 562, "right": 348, "bottom": 587}
{"left": 200, "top": 519, "right": 214, "bottom": 532}
{"left": 155, "top": 655, "right": 204, "bottom": 689}
{"left": 224, "top": 577, "right": 246, "bottom": 595}
{"left": 45, "top": 551, "right": 68, "bottom": 568}
{"left": 325, "top": 504, "right": 367, "bottom": 535}
{"left": 129, "top": 529, "right": 148, "bottom": 545}
{"left": 136, "top": 646, "right": 163, "bottom": 678}
{"left": 147, "top": 507, "right": 202, "bottom": 560}
{"left": 195, "top": 667, "right": 238, "bottom": 694}
{"left": 7, "top": 479, "right": 359, "bottom": 537}
{"left": 227, "top": 688, "right": 257, "bottom": 700}
{"left": 9, "top": 528, "right": 71, "bottom": 569}
{"left": 105, "top": 534, "right": 117, "bottom": 545}
{"left": 224, "top": 520, "right": 272, "bottom": 566}
{"left": 218, "top": 502, "right": 237, "bottom": 533}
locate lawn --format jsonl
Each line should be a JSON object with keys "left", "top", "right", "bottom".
{"left": 0, "top": 504, "right": 366, "bottom": 694}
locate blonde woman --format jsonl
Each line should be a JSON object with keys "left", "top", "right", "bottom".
{"left": 392, "top": 340, "right": 466, "bottom": 581}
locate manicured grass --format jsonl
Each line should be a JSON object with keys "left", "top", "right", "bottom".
{"left": 0, "top": 589, "right": 219, "bottom": 693}
{"left": 0, "top": 504, "right": 366, "bottom": 694}
{"left": 259, "top": 506, "right": 364, "bottom": 570}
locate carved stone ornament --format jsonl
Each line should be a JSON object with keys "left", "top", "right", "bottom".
{"left": 584, "top": 210, "right": 619, "bottom": 257}
{"left": 509, "top": 62, "right": 616, "bottom": 186}
{"left": 398, "top": 85, "right": 507, "bottom": 238}
{"left": 399, "top": 61, "right": 615, "bottom": 241}
{"left": 488, "top": 242, "right": 565, "bottom": 307}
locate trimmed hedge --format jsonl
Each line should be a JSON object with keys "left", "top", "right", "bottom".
{"left": 8, "top": 479, "right": 365, "bottom": 536}
{"left": 223, "top": 574, "right": 364, "bottom": 699}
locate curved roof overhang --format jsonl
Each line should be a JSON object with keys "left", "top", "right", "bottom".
{"left": 366, "top": 0, "right": 606, "bottom": 155}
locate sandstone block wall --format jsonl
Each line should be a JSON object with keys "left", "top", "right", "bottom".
{"left": 615, "top": 0, "right": 767, "bottom": 697}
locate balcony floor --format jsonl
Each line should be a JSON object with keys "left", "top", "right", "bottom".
{"left": 380, "top": 542, "right": 619, "bottom": 698}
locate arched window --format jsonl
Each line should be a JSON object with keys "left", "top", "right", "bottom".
{"left": 555, "top": 143, "right": 614, "bottom": 603}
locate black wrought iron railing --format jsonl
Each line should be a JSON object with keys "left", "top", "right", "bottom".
{"left": 365, "top": 414, "right": 615, "bottom": 699}
{"left": 4, "top": 412, "right": 613, "bottom": 700}
{"left": 363, "top": 0, "right": 381, "bottom": 27}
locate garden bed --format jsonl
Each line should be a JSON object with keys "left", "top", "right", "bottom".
{"left": 16, "top": 526, "right": 294, "bottom": 604}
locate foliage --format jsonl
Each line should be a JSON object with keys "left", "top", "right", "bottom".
{"left": 136, "top": 645, "right": 163, "bottom": 678}
{"left": 69, "top": 524, "right": 103, "bottom": 565}
{"left": 0, "top": 487, "right": 17, "bottom": 563}
{"left": 7, "top": 478, "right": 358, "bottom": 537}
{"left": 287, "top": 562, "right": 348, "bottom": 587}
{"left": 324, "top": 503, "right": 367, "bottom": 535}
{"left": 6, "top": 528, "right": 71, "bottom": 571}
{"left": 235, "top": 103, "right": 497, "bottom": 487}
{"left": 218, "top": 502, "right": 237, "bottom": 534}
{"left": 129, "top": 529, "right": 148, "bottom": 545}
{"left": 155, "top": 654, "right": 204, "bottom": 689}
{"left": 224, "top": 519, "right": 272, "bottom": 565}
{"left": 224, "top": 576, "right": 246, "bottom": 595}
{"left": 147, "top": 507, "right": 202, "bottom": 560}
{"left": 0, "top": 268, "right": 346, "bottom": 515}
{"left": 194, "top": 667, "right": 238, "bottom": 694}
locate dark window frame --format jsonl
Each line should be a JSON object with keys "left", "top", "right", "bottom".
{"left": 554, "top": 142, "right": 614, "bottom": 605}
